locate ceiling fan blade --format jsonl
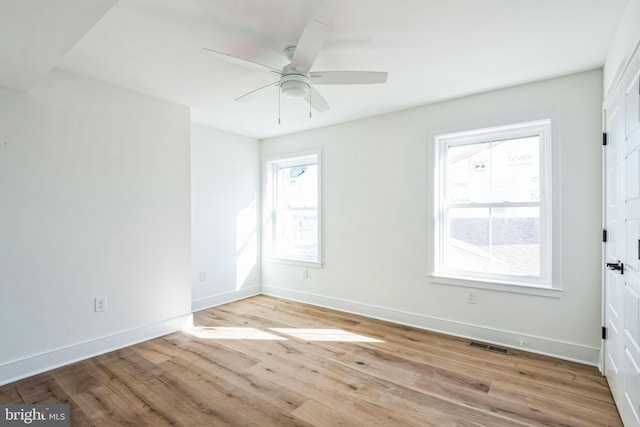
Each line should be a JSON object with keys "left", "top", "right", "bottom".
{"left": 310, "top": 71, "right": 388, "bottom": 85}
{"left": 291, "top": 19, "right": 329, "bottom": 73}
{"left": 234, "top": 81, "right": 279, "bottom": 102}
{"left": 304, "top": 86, "right": 330, "bottom": 112}
{"left": 201, "top": 48, "right": 281, "bottom": 74}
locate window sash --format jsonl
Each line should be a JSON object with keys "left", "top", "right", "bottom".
{"left": 441, "top": 205, "right": 543, "bottom": 279}
{"left": 273, "top": 207, "right": 318, "bottom": 259}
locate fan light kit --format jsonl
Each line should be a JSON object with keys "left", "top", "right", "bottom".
{"left": 281, "top": 80, "right": 309, "bottom": 98}
{"left": 202, "top": 18, "right": 388, "bottom": 120}
{"left": 280, "top": 68, "right": 310, "bottom": 98}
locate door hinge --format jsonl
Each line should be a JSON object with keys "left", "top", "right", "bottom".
{"left": 602, "top": 326, "right": 607, "bottom": 340}
{"left": 603, "top": 229, "right": 607, "bottom": 243}
{"left": 603, "top": 132, "right": 608, "bottom": 146}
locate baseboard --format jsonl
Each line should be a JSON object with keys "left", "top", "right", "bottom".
{"left": 261, "top": 285, "right": 601, "bottom": 366}
{"left": 191, "top": 285, "right": 261, "bottom": 312}
{"left": 0, "top": 313, "right": 193, "bottom": 387}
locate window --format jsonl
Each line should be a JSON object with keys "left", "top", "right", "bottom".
{"left": 264, "top": 151, "right": 321, "bottom": 266}
{"left": 431, "top": 120, "right": 553, "bottom": 290}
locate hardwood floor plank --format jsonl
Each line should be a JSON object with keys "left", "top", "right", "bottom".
{"left": 51, "top": 363, "right": 101, "bottom": 396}
{"left": 368, "top": 340, "right": 620, "bottom": 422}
{"left": 162, "top": 353, "right": 312, "bottom": 426}
{"left": 155, "top": 357, "right": 305, "bottom": 426}
{"left": 15, "top": 373, "right": 72, "bottom": 405}
{"left": 10, "top": 371, "right": 95, "bottom": 426}
{"left": 247, "top": 356, "right": 527, "bottom": 427}
{"left": 0, "top": 295, "right": 623, "bottom": 426}
{"left": 487, "top": 381, "right": 623, "bottom": 426}
{"left": 0, "top": 384, "right": 24, "bottom": 403}
{"left": 80, "top": 359, "right": 184, "bottom": 425}
{"left": 291, "top": 395, "right": 416, "bottom": 427}
{"left": 151, "top": 332, "right": 261, "bottom": 373}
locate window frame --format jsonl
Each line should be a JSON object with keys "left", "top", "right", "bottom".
{"left": 263, "top": 150, "right": 322, "bottom": 267}
{"left": 429, "top": 120, "right": 560, "bottom": 296}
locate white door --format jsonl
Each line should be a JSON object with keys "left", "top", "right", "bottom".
{"left": 604, "top": 86, "right": 625, "bottom": 412}
{"left": 604, "top": 47, "right": 640, "bottom": 427}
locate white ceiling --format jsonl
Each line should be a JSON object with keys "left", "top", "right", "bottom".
{"left": 0, "top": 0, "right": 629, "bottom": 139}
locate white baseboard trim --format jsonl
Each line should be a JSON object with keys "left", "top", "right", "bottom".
{"left": 261, "top": 285, "right": 600, "bottom": 366}
{"left": 191, "top": 285, "right": 261, "bottom": 312}
{"left": 0, "top": 313, "right": 193, "bottom": 387}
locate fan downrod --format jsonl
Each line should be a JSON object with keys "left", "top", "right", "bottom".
{"left": 284, "top": 46, "right": 296, "bottom": 61}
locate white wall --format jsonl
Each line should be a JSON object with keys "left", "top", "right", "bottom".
{"left": 604, "top": 0, "right": 640, "bottom": 97}
{"left": 191, "top": 124, "right": 261, "bottom": 311}
{"left": 262, "top": 69, "right": 603, "bottom": 364}
{"left": 0, "top": 69, "right": 191, "bottom": 385}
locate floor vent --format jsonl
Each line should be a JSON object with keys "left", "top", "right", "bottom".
{"left": 468, "top": 341, "right": 510, "bottom": 355}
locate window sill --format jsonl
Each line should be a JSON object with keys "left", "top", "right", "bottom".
{"left": 428, "top": 274, "right": 562, "bottom": 298}
{"left": 263, "top": 257, "right": 323, "bottom": 269}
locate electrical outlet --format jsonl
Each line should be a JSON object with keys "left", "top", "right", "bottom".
{"left": 199, "top": 272, "right": 206, "bottom": 282}
{"left": 303, "top": 269, "right": 309, "bottom": 279}
{"left": 95, "top": 297, "right": 106, "bottom": 312}
{"left": 466, "top": 291, "right": 477, "bottom": 304}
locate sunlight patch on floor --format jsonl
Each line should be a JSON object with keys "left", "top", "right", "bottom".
{"left": 184, "top": 327, "right": 287, "bottom": 340}
{"left": 270, "top": 328, "right": 384, "bottom": 342}
{"left": 184, "top": 326, "right": 384, "bottom": 343}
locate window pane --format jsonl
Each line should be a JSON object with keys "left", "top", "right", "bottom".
{"left": 447, "top": 144, "right": 491, "bottom": 203}
{"left": 447, "top": 136, "right": 540, "bottom": 204}
{"left": 277, "top": 164, "right": 318, "bottom": 208}
{"left": 274, "top": 209, "right": 318, "bottom": 258}
{"left": 446, "top": 207, "right": 540, "bottom": 277}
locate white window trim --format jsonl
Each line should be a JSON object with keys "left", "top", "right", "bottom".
{"left": 428, "top": 119, "right": 562, "bottom": 297}
{"left": 263, "top": 150, "right": 322, "bottom": 267}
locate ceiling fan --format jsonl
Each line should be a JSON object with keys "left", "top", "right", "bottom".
{"left": 202, "top": 19, "right": 388, "bottom": 114}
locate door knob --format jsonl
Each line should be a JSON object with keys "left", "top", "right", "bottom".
{"left": 606, "top": 261, "right": 624, "bottom": 274}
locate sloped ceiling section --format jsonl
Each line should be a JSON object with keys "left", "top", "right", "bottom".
{"left": 0, "top": 0, "right": 116, "bottom": 92}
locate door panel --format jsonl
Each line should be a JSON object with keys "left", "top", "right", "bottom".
{"left": 625, "top": 221, "right": 640, "bottom": 274}
{"left": 608, "top": 271, "right": 624, "bottom": 397}
{"left": 627, "top": 149, "right": 640, "bottom": 200}
{"left": 629, "top": 129, "right": 640, "bottom": 276}
{"left": 625, "top": 284, "right": 640, "bottom": 352}
{"left": 624, "top": 346, "right": 640, "bottom": 425}
{"left": 627, "top": 74, "right": 640, "bottom": 138}
{"left": 625, "top": 144, "right": 640, "bottom": 280}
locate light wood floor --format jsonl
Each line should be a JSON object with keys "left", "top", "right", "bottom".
{"left": 0, "top": 295, "right": 622, "bottom": 426}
